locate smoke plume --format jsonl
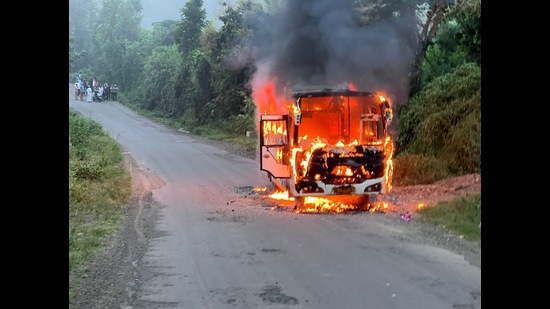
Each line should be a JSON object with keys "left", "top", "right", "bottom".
{"left": 241, "top": 0, "right": 417, "bottom": 107}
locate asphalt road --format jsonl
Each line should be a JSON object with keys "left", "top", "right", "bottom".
{"left": 69, "top": 85, "right": 481, "bottom": 309}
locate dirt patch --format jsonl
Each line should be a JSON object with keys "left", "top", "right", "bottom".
{"left": 122, "top": 152, "right": 166, "bottom": 199}
{"left": 386, "top": 173, "right": 481, "bottom": 215}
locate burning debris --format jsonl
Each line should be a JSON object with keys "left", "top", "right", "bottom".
{"left": 255, "top": 186, "right": 394, "bottom": 214}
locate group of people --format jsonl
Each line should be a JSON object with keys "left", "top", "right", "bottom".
{"left": 74, "top": 76, "right": 118, "bottom": 103}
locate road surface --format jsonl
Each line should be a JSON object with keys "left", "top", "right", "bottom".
{"left": 69, "top": 85, "right": 481, "bottom": 309}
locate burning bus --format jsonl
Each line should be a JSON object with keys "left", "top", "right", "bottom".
{"left": 259, "top": 84, "right": 394, "bottom": 211}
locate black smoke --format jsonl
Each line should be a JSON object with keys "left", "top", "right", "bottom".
{"left": 240, "top": 0, "right": 417, "bottom": 105}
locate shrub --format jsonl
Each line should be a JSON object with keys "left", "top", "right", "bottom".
{"left": 393, "top": 153, "right": 450, "bottom": 186}
{"left": 395, "top": 62, "right": 480, "bottom": 177}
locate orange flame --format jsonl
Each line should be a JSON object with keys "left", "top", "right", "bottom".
{"left": 383, "top": 136, "right": 394, "bottom": 193}
{"left": 268, "top": 190, "right": 295, "bottom": 201}
{"left": 300, "top": 197, "right": 357, "bottom": 213}
{"left": 254, "top": 79, "right": 396, "bottom": 213}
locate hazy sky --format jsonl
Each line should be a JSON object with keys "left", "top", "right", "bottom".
{"left": 141, "top": 0, "right": 237, "bottom": 29}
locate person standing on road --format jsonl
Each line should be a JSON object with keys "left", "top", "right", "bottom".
{"left": 74, "top": 82, "right": 79, "bottom": 100}
{"left": 110, "top": 84, "right": 118, "bottom": 101}
{"left": 103, "top": 82, "right": 110, "bottom": 101}
{"left": 79, "top": 81, "right": 86, "bottom": 101}
{"left": 98, "top": 84, "right": 104, "bottom": 101}
{"left": 86, "top": 84, "right": 93, "bottom": 103}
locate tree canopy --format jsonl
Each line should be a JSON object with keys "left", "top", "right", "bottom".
{"left": 69, "top": 0, "right": 481, "bottom": 179}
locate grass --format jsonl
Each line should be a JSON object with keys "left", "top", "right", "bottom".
{"left": 69, "top": 110, "right": 132, "bottom": 302}
{"left": 416, "top": 194, "right": 481, "bottom": 241}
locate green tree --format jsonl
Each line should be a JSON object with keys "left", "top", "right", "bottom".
{"left": 205, "top": 1, "right": 262, "bottom": 127}
{"left": 149, "top": 20, "right": 179, "bottom": 47}
{"left": 450, "top": 0, "right": 481, "bottom": 66}
{"left": 69, "top": 0, "right": 100, "bottom": 72}
{"left": 169, "top": 0, "right": 207, "bottom": 122}
{"left": 93, "top": 0, "right": 143, "bottom": 90}
{"left": 407, "top": 0, "right": 452, "bottom": 98}
{"left": 174, "top": 0, "right": 206, "bottom": 59}
{"left": 69, "top": 36, "right": 75, "bottom": 72}
{"left": 395, "top": 62, "right": 481, "bottom": 175}
{"left": 188, "top": 49, "right": 214, "bottom": 121}
{"left": 421, "top": 0, "right": 481, "bottom": 85}
{"left": 132, "top": 45, "right": 182, "bottom": 113}
{"left": 124, "top": 19, "right": 181, "bottom": 109}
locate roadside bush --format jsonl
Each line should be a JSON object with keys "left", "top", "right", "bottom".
{"left": 69, "top": 110, "right": 132, "bottom": 281}
{"left": 72, "top": 162, "right": 103, "bottom": 180}
{"left": 69, "top": 111, "right": 104, "bottom": 155}
{"left": 395, "top": 62, "right": 480, "bottom": 178}
{"left": 225, "top": 114, "right": 254, "bottom": 136}
{"left": 393, "top": 153, "right": 450, "bottom": 186}
{"left": 179, "top": 107, "right": 198, "bottom": 129}
{"left": 191, "top": 124, "right": 219, "bottom": 137}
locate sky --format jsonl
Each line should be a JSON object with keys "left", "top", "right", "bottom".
{"left": 140, "top": 0, "right": 237, "bottom": 29}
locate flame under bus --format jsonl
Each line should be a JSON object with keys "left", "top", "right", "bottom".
{"left": 259, "top": 87, "right": 394, "bottom": 210}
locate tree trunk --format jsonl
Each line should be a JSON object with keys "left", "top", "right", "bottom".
{"left": 408, "top": 0, "right": 448, "bottom": 98}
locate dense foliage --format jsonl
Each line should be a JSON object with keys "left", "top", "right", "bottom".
{"left": 69, "top": 110, "right": 132, "bottom": 302}
{"left": 69, "top": 110, "right": 131, "bottom": 270}
{"left": 394, "top": 62, "right": 480, "bottom": 184}
{"left": 69, "top": 0, "right": 481, "bottom": 185}
{"left": 69, "top": 110, "right": 131, "bottom": 213}
{"left": 392, "top": 0, "right": 481, "bottom": 184}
